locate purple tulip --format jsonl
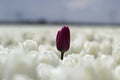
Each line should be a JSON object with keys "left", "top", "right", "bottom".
{"left": 56, "top": 26, "right": 70, "bottom": 60}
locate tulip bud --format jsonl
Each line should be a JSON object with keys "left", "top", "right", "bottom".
{"left": 56, "top": 26, "right": 70, "bottom": 60}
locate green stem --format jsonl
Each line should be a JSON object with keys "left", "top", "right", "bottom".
{"left": 61, "top": 52, "right": 64, "bottom": 60}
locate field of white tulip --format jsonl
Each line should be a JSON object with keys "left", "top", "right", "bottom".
{"left": 0, "top": 25, "right": 120, "bottom": 80}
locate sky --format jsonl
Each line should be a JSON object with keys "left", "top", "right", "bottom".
{"left": 0, "top": 0, "right": 120, "bottom": 23}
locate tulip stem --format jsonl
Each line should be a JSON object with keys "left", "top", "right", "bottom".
{"left": 61, "top": 52, "right": 64, "bottom": 60}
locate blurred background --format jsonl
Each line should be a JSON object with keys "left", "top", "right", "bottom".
{"left": 0, "top": 0, "right": 120, "bottom": 25}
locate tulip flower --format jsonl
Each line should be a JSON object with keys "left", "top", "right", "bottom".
{"left": 56, "top": 26, "right": 70, "bottom": 60}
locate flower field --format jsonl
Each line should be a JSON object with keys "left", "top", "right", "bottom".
{"left": 0, "top": 25, "right": 120, "bottom": 80}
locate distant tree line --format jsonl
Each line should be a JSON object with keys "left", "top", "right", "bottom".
{"left": 0, "top": 19, "right": 120, "bottom": 26}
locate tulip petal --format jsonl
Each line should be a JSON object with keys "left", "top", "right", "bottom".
{"left": 56, "top": 26, "right": 70, "bottom": 53}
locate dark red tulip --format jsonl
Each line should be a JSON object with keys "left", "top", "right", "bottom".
{"left": 56, "top": 26, "right": 70, "bottom": 60}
